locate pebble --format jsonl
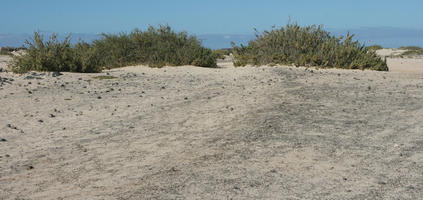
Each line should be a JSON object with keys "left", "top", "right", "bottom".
{"left": 6, "top": 124, "right": 18, "bottom": 130}
{"left": 0, "top": 138, "right": 7, "bottom": 142}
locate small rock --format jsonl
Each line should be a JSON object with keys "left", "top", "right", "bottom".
{"left": 24, "top": 75, "right": 43, "bottom": 80}
{"left": 38, "top": 120, "right": 44, "bottom": 123}
{"left": 377, "top": 181, "right": 387, "bottom": 185}
{"left": 0, "top": 138, "right": 7, "bottom": 142}
{"left": 49, "top": 114, "right": 56, "bottom": 118}
{"left": 25, "top": 165, "right": 34, "bottom": 170}
{"left": 184, "top": 97, "right": 188, "bottom": 100}
{"left": 51, "top": 71, "right": 63, "bottom": 77}
{"left": 97, "top": 96, "right": 102, "bottom": 99}
{"left": 407, "top": 186, "right": 415, "bottom": 190}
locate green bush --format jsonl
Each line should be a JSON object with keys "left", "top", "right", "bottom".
{"left": 366, "top": 45, "right": 383, "bottom": 51}
{"left": 11, "top": 25, "right": 217, "bottom": 73}
{"left": 213, "top": 48, "right": 232, "bottom": 59}
{"left": 232, "top": 23, "right": 388, "bottom": 71}
{"left": 399, "top": 46, "right": 423, "bottom": 57}
{"left": 11, "top": 32, "right": 102, "bottom": 73}
{"left": 0, "top": 48, "right": 12, "bottom": 56}
{"left": 399, "top": 46, "right": 423, "bottom": 51}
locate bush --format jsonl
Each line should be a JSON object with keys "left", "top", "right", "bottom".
{"left": 0, "top": 46, "right": 26, "bottom": 56}
{"left": 399, "top": 46, "right": 423, "bottom": 51}
{"left": 11, "top": 25, "right": 217, "bottom": 73}
{"left": 232, "top": 23, "right": 388, "bottom": 71}
{"left": 11, "top": 32, "right": 102, "bottom": 73}
{"left": 213, "top": 48, "right": 232, "bottom": 59}
{"left": 0, "top": 48, "right": 12, "bottom": 56}
{"left": 399, "top": 46, "right": 423, "bottom": 57}
{"left": 366, "top": 45, "right": 383, "bottom": 51}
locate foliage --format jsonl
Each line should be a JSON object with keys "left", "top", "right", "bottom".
{"left": 213, "top": 48, "right": 232, "bottom": 59}
{"left": 399, "top": 46, "right": 423, "bottom": 57}
{"left": 366, "top": 45, "right": 383, "bottom": 51}
{"left": 11, "top": 25, "right": 217, "bottom": 73}
{"left": 11, "top": 32, "right": 102, "bottom": 73}
{"left": 232, "top": 23, "right": 388, "bottom": 71}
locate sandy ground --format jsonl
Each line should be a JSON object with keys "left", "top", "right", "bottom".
{"left": 1, "top": 55, "right": 423, "bottom": 199}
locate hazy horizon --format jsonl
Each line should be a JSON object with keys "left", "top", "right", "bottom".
{"left": 1, "top": 0, "right": 423, "bottom": 49}
{"left": 2, "top": 26, "right": 423, "bottom": 49}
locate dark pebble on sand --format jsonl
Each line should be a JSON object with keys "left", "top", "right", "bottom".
{"left": 97, "top": 96, "right": 102, "bottom": 99}
{"left": 50, "top": 114, "right": 56, "bottom": 118}
{"left": 407, "top": 186, "right": 415, "bottom": 190}
{"left": 38, "top": 120, "right": 44, "bottom": 123}
{"left": 377, "top": 181, "right": 387, "bottom": 185}
{"left": 0, "top": 138, "right": 7, "bottom": 142}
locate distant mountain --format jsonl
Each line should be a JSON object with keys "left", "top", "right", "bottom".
{"left": 1, "top": 27, "right": 423, "bottom": 49}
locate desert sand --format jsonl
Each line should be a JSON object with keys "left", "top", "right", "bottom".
{"left": 1, "top": 54, "right": 423, "bottom": 199}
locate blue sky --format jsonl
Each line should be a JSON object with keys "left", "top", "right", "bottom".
{"left": 1, "top": 0, "right": 423, "bottom": 48}
{"left": 1, "top": 0, "right": 423, "bottom": 34}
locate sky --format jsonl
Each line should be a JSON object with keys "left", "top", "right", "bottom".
{"left": 1, "top": 0, "right": 423, "bottom": 48}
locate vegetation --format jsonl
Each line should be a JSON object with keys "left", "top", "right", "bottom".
{"left": 11, "top": 33, "right": 102, "bottom": 73}
{"left": 11, "top": 25, "right": 217, "bottom": 73}
{"left": 232, "top": 23, "right": 388, "bottom": 71}
{"left": 399, "top": 46, "right": 423, "bottom": 57}
{"left": 0, "top": 46, "right": 26, "bottom": 56}
{"left": 0, "top": 48, "right": 12, "bottom": 56}
{"left": 212, "top": 48, "right": 232, "bottom": 59}
{"left": 366, "top": 45, "right": 383, "bottom": 51}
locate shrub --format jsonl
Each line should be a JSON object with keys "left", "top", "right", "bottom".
{"left": 399, "top": 46, "right": 423, "bottom": 51}
{"left": 11, "top": 32, "right": 102, "bottom": 73}
{"left": 232, "top": 23, "right": 388, "bottom": 71}
{"left": 11, "top": 25, "right": 217, "bottom": 73}
{"left": 85, "top": 25, "right": 217, "bottom": 68}
{"left": 398, "top": 46, "right": 423, "bottom": 57}
{"left": 0, "top": 48, "right": 12, "bottom": 56}
{"left": 213, "top": 48, "right": 232, "bottom": 59}
{"left": 366, "top": 45, "right": 383, "bottom": 51}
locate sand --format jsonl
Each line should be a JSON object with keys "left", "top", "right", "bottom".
{"left": 1, "top": 55, "right": 423, "bottom": 199}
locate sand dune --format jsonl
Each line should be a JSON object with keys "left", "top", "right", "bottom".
{"left": 1, "top": 56, "right": 423, "bottom": 199}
